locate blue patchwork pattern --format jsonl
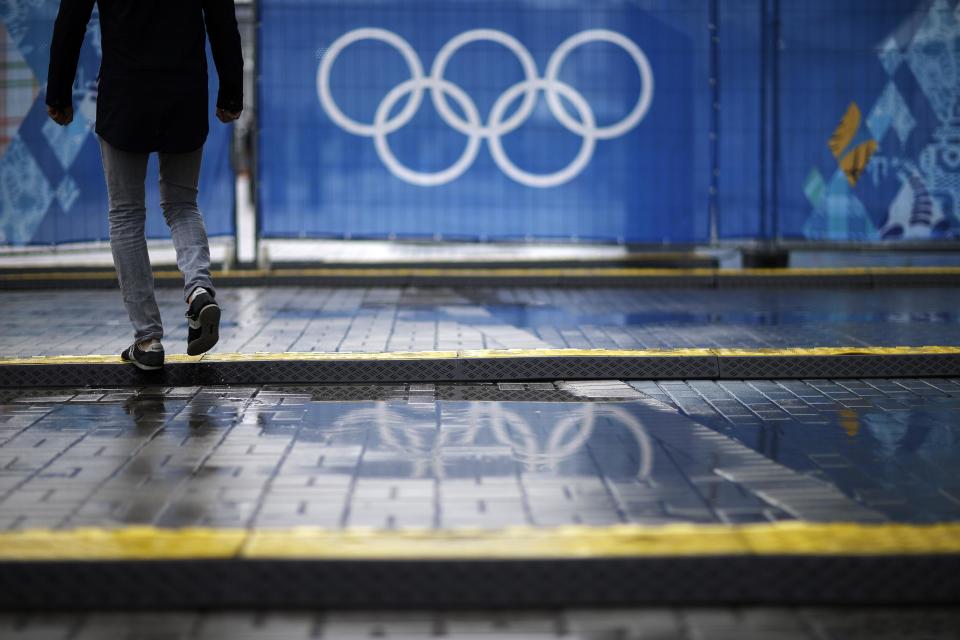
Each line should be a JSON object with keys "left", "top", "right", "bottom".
{"left": 0, "top": 0, "right": 235, "bottom": 246}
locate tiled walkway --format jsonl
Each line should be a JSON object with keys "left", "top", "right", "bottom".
{"left": 2, "top": 378, "right": 957, "bottom": 533}
{"left": 2, "top": 286, "right": 958, "bottom": 626}
{"left": 1, "top": 286, "right": 958, "bottom": 357}
{"left": 640, "top": 377, "right": 960, "bottom": 522}
{"left": 4, "top": 607, "right": 959, "bottom": 639}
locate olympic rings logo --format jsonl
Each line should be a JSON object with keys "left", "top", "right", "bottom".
{"left": 317, "top": 28, "right": 654, "bottom": 188}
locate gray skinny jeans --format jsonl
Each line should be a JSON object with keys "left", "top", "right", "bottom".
{"left": 98, "top": 136, "right": 215, "bottom": 343}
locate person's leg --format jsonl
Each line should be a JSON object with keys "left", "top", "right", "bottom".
{"left": 157, "top": 146, "right": 214, "bottom": 302}
{"left": 98, "top": 136, "right": 164, "bottom": 344}
{"left": 159, "top": 145, "right": 220, "bottom": 356}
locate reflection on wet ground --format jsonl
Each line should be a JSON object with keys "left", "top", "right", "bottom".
{"left": 637, "top": 378, "right": 960, "bottom": 522}
{"left": 483, "top": 301, "right": 960, "bottom": 329}
{"left": 3, "top": 379, "right": 958, "bottom": 531}
{"left": 1, "top": 286, "right": 959, "bottom": 357}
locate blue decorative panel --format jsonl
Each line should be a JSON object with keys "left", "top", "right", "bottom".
{"left": 0, "top": 1, "right": 235, "bottom": 246}
{"left": 781, "top": 0, "right": 960, "bottom": 241}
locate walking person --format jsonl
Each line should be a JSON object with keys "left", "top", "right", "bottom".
{"left": 45, "top": 0, "right": 243, "bottom": 370}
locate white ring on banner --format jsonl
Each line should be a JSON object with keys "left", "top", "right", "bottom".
{"left": 544, "top": 29, "right": 654, "bottom": 140}
{"left": 318, "top": 27, "right": 654, "bottom": 187}
{"left": 429, "top": 29, "right": 540, "bottom": 137}
{"left": 373, "top": 78, "right": 483, "bottom": 187}
{"left": 318, "top": 28, "right": 425, "bottom": 136}
{"left": 488, "top": 79, "right": 596, "bottom": 188}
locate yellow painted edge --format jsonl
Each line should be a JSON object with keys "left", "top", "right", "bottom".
{"left": 719, "top": 266, "right": 960, "bottom": 277}
{"left": 0, "top": 350, "right": 461, "bottom": 366}
{"left": 270, "top": 267, "right": 717, "bottom": 278}
{"left": 0, "top": 526, "right": 245, "bottom": 560}
{"left": 0, "top": 268, "right": 714, "bottom": 280}
{"left": 1, "top": 346, "right": 958, "bottom": 367}
{"left": 713, "top": 345, "right": 960, "bottom": 357}
{"left": 204, "top": 350, "right": 460, "bottom": 362}
{"left": 1, "top": 522, "right": 959, "bottom": 561}
{"left": 1, "top": 266, "right": 960, "bottom": 281}
{"left": 455, "top": 348, "right": 717, "bottom": 358}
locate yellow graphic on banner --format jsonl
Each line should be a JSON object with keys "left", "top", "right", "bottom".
{"left": 839, "top": 140, "right": 879, "bottom": 186}
{"left": 828, "top": 102, "right": 878, "bottom": 187}
{"left": 829, "top": 102, "right": 861, "bottom": 159}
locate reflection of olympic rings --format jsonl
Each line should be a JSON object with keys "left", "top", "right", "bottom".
{"left": 317, "top": 28, "right": 654, "bottom": 188}
{"left": 334, "top": 402, "right": 653, "bottom": 480}
{"left": 486, "top": 403, "right": 652, "bottom": 479}
{"left": 344, "top": 402, "right": 653, "bottom": 479}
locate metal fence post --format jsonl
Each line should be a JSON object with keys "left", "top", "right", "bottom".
{"left": 709, "top": 0, "right": 720, "bottom": 245}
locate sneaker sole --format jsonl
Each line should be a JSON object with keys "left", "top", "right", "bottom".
{"left": 187, "top": 304, "right": 221, "bottom": 356}
{"left": 122, "top": 350, "right": 164, "bottom": 371}
{"left": 130, "top": 359, "right": 164, "bottom": 372}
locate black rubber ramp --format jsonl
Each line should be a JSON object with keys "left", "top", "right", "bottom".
{"left": 2, "top": 347, "right": 959, "bottom": 387}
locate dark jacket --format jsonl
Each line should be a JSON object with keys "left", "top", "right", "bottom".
{"left": 46, "top": 0, "right": 243, "bottom": 153}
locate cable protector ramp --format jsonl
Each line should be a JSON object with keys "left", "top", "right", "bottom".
{"left": 1, "top": 346, "right": 959, "bottom": 387}
{"left": 1, "top": 266, "right": 959, "bottom": 288}
{"left": 0, "top": 522, "right": 958, "bottom": 609}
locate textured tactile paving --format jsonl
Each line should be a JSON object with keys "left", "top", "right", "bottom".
{"left": 717, "top": 353, "right": 960, "bottom": 379}
{"left": 6, "top": 350, "right": 960, "bottom": 388}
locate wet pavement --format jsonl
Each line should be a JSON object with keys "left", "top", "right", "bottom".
{"left": 4, "top": 607, "right": 960, "bottom": 639}
{"left": 1, "top": 286, "right": 959, "bottom": 357}
{"left": 2, "top": 285, "right": 959, "bottom": 627}
{"left": 638, "top": 378, "right": 960, "bottom": 522}
{"left": 1, "top": 378, "right": 958, "bottom": 532}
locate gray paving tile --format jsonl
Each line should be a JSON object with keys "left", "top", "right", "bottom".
{"left": 635, "top": 378, "right": 960, "bottom": 522}
{"left": 0, "top": 384, "right": 890, "bottom": 531}
{"left": 3, "top": 608, "right": 960, "bottom": 639}
{"left": 2, "top": 286, "right": 959, "bottom": 357}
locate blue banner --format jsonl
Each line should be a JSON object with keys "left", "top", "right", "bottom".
{"left": 778, "top": 0, "right": 960, "bottom": 242}
{"left": 0, "top": 1, "right": 235, "bottom": 246}
{"left": 9, "top": 0, "right": 957, "bottom": 247}
{"left": 259, "top": 0, "right": 704, "bottom": 243}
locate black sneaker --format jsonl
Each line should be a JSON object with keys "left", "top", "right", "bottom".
{"left": 121, "top": 341, "right": 165, "bottom": 371}
{"left": 186, "top": 290, "right": 220, "bottom": 356}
